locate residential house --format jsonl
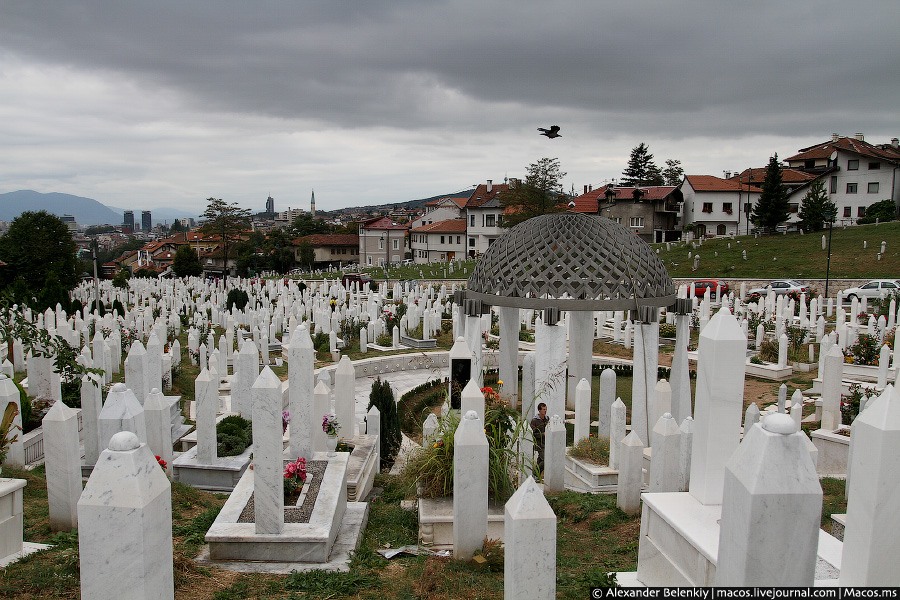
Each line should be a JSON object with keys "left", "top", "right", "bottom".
{"left": 784, "top": 133, "right": 900, "bottom": 225}
{"left": 293, "top": 234, "right": 359, "bottom": 269}
{"left": 728, "top": 167, "right": 818, "bottom": 230}
{"left": 410, "top": 196, "right": 467, "bottom": 229}
{"left": 465, "top": 180, "right": 508, "bottom": 257}
{"left": 409, "top": 219, "right": 467, "bottom": 263}
{"left": 679, "top": 175, "right": 761, "bottom": 237}
{"left": 358, "top": 216, "right": 408, "bottom": 267}
{"left": 570, "top": 184, "right": 680, "bottom": 242}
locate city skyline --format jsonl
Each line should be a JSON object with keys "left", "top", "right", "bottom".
{"left": 1, "top": 2, "right": 897, "bottom": 215}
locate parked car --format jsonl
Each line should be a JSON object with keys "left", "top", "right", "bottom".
{"left": 747, "top": 279, "right": 809, "bottom": 297}
{"left": 689, "top": 279, "right": 729, "bottom": 299}
{"left": 341, "top": 273, "right": 373, "bottom": 289}
{"left": 840, "top": 279, "right": 900, "bottom": 302}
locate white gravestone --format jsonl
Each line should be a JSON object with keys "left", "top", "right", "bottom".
{"left": 453, "top": 410, "right": 488, "bottom": 561}
{"left": 252, "top": 367, "right": 285, "bottom": 535}
{"left": 42, "top": 400, "right": 82, "bottom": 532}
{"left": 504, "top": 477, "right": 556, "bottom": 600}
{"left": 543, "top": 414, "right": 566, "bottom": 492}
{"left": 617, "top": 431, "right": 644, "bottom": 515}
{"left": 716, "top": 413, "right": 821, "bottom": 586}
{"left": 78, "top": 431, "right": 174, "bottom": 600}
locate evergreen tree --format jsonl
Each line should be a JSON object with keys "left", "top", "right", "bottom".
{"left": 662, "top": 159, "right": 684, "bottom": 186}
{"left": 750, "top": 154, "right": 790, "bottom": 231}
{"left": 621, "top": 143, "right": 664, "bottom": 186}
{"left": 797, "top": 178, "right": 837, "bottom": 232}
{"left": 857, "top": 199, "right": 897, "bottom": 224}
{"left": 500, "top": 157, "right": 567, "bottom": 227}
{"left": 367, "top": 377, "right": 401, "bottom": 470}
{"left": 172, "top": 245, "right": 203, "bottom": 277}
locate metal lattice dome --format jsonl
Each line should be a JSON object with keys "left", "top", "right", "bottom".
{"left": 465, "top": 212, "right": 676, "bottom": 311}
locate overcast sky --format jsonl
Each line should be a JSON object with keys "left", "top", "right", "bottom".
{"left": 1, "top": 1, "right": 898, "bottom": 216}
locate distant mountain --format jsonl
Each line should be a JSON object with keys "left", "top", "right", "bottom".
{"left": 0, "top": 190, "right": 200, "bottom": 226}
{"left": 322, "top": 188, "right": 474, "bottom": 216}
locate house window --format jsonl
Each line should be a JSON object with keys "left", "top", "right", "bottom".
{"left": 470, "top": 215, "right": 475, "bottom": 227}
{"left": 378, "top": 238, "right": 384, "bottom": 249}
{"left": 629, "top": 217, "right": 644, "bottom": 228}
{"left": 716, "top": 224, "right": 727, "bottom": 235}
{"left": 847, "top": 160, "right": 859, "bottom": 170}
{"left": 723, "top": 202, "right": 733, "bottom": 215}
{"left": 868, "top": 162, "right": 881, "bottom": 170}
{"left": 456, "top": 236, "right": 461, "bottom": 244}
{"left": 393, "top": 239, "right": 399, "bottom": 250}
{"left": 789, "top": 203, "right": 799, "bottom": 214}
{"left": 843, "top": 206, "right": 851, "bottom": 218}
{"left": 868, "top": 182, "right": 879, "bottom": 194}
{"left": 469, "top": 238, "right": 475, "bottom": 247}
{"left": 858, "top": 206, "right": 866, "bottom": 217}
{"left": 485, "top": 214, "right": 496, "bottom": 227}
{"left": 702, "top": 202, "right": 713, "bottom": 213}
{"left": 367, "top": 256, "right": 373, "bottom": 265}
{"left": 846, "top": 183, "right": 857, "bottom": 194}
{"left": 830, "top": 176, "right": 837, "bottom": 193}
{"left": 497, "top": 214, "right": 503, "bottom": 226}
{"left": 612, "top": 217, "right": 622, "bottom": 224}
{"left": 440, "top": 236, "right": 445, "bottom": 244}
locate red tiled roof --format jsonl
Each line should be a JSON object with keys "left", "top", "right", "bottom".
{"left": 293, "top": 234, "right": 359, "bottom": 247}
{"left": 786, "top": 136, "right": 900, "bottom": 164}
{"left": 410, "top": 219, "right": 468, "bottom": 234}
{"left": 360, "top": 216, "right": 408, "bottom": 230}
{"left": 569, "top": 184, "right": 677, "bottom": 213}
{"left": 731, "top": 168, "right": 816, "bottom": 185}
{"left": 465, "top": 183, "right": 509, "bottom": 208}
{"left": 685, "top": 175, "right": 762, "bottom": 193}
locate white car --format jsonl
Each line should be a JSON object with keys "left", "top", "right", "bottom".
{"left": 747, "top": 279, "right": 809, "bottom": 297}
{"left": 840, "top": 279, "right": 900, "bottom": 302}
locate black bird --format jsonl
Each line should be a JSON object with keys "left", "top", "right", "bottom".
{"left": 537, "top": 125, "right": 561, "bottom": 139}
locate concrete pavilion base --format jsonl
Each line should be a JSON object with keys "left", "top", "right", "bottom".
{"left": 632, "top": 492, "right": 842, "bottom": 587}
{"left": 418, "top": 496, "right": 505, "bottom": 549}
{"left": 205, "top": 452, "right": 353, "bottom": 563}
{"left": 172, "top": 445, "right": 253, "bottom": 492}
{"left": 810, "top": 426, "right": 851, "bottom": 477}
{"left": 564, "top": 453, "right": 618, "bottom": 493}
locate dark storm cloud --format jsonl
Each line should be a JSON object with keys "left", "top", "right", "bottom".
{"left": 2, "top": 1, "right": 897, "bottom": 138}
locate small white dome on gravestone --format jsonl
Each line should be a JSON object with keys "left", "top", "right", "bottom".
{"left": 150, "top": 388, "right": 160, "bottom": 395}
{"left": 111, "top": 382, "right": 127, "bottom": 393}
{"left": 464, "top": 410, "right": 478, "bottom": 420}
{"left": 109, "top": 431, "right": 141, "bottom": 451}
{"left": 762, "top": 413, "right": 797, "bottom": 435}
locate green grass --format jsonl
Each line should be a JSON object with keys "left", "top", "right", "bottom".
{"left": 283, "top": 259, "right": 476, "bottom": 282}
{"left": 655, "top": 221, "right": 900, "bottom": 279}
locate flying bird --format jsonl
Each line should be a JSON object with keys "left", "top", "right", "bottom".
{"left": 537, "top": 125, "right": 561, "bottom": 139}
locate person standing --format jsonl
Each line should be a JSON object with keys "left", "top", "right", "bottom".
{"left": 530, "top": 402, "right": 549, "bottom": 477}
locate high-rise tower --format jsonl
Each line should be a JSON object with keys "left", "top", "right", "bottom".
{"left": 123, "top": 210, "right": 134, "bottom": 233}
{"left": 141, "top": 210, "right": 152, "bottom": 232}
{"left": 265, "top": 195, "right": 274, "bottom": 215}
{"left": 310, "top": 190, "right": 316, "bottom": 216}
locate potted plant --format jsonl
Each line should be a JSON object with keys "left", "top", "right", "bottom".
{"left": 322, "top": 413, "right": 341, "bottom": 456}
{"left": 0, "top": 401, "right": 21, "bottom": 475}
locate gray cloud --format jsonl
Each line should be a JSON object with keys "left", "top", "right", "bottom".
{"left": 0, "top": 1, "right": 897, "bottom": 212}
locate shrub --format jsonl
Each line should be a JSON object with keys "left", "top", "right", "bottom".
{"left": 841, "top": 383, "right": 878, "bottom": 424}
{"left": 569, "top": 435, "right": 610, "bottom": 465}
{"left": 845, "top": 334, "right": 881, "bottom": 366}
{"left": 659, "top": 323, "right": 676, "bottom": 338}
{"left": 368, "top": 378, "right": 401, "bottom": 470}
{"left": 216, "top": 415, "right": 252, "bottom": 456}
{"left": 111, "top": 298, "right": 126, "bottom": 317}
{"left": 757, "top": 337, "right": 779, "bottom": 363}
{"left": 226, "top": 288, "right": 250, "bottom": 312}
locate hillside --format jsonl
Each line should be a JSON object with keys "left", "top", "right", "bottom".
{"left": 655, "top": 221, "right": 900, "bottom": 279}
{"left": 0, "top": 190, "right": 198, "bottom": 226}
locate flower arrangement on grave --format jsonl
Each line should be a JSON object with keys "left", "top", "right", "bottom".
{"left": 840, "top": 383, "right": 879, "bottom": 424}
{"left": 282, "top": 410, "right": 291, "bottom": 435}
{"left": 322, "top": 413, "right": 341, "bottom": 437}
{"left": 0, "top": 402, "right": 21, "bottom": 466}
{"left": 569, "top": 434, "right": 611, "bottom": 466}
{"left": 283, "top": 457, "right": 308, "bottom": 503}
{"left": 155, "top": 455, "right": 167, "bottom": 470}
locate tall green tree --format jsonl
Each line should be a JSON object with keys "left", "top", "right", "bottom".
{"left": 288, "top": 213, "right": 330, "bottom": 238}
{"left": 264, "top": 228, "right": 295, "bottom": 273}
{"left": 199, "top": 198, "right": 251, "bottom": 278}
{"left": 857, "top": 199, "right": 897, "bottom": 224}
{"left": 171, "top": 245, "right": 203, "bottom": 277}
{"left": 797, "top": 178, "right": 837, "bottom": 232}
{"left": 367, "top": 377, "right": 401, "bottom": 470}
{"left": 500, "top": 157, "right": 567, "bottom": 228}
{"left": 296, "top": 241, "right": 315, "bottom": 271}
{"left": 750, "top": 154, "right": 790, "bottom": 231}
{"left": 662, "top": 159, "right": 684, "bottom": 186}
{"left": 621, "top": 143, "right": 664, "bottom": 186}
{"left": 0, "top": 211, "right": 78, "bottom": 311}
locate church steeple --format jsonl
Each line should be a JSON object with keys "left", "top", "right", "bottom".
{"left": 310, "top": 190, "right": 316, "bottom": 216}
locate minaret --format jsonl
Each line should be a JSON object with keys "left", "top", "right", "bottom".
{"left": 310, "top": 190, "right": 316, "bottom": 217}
